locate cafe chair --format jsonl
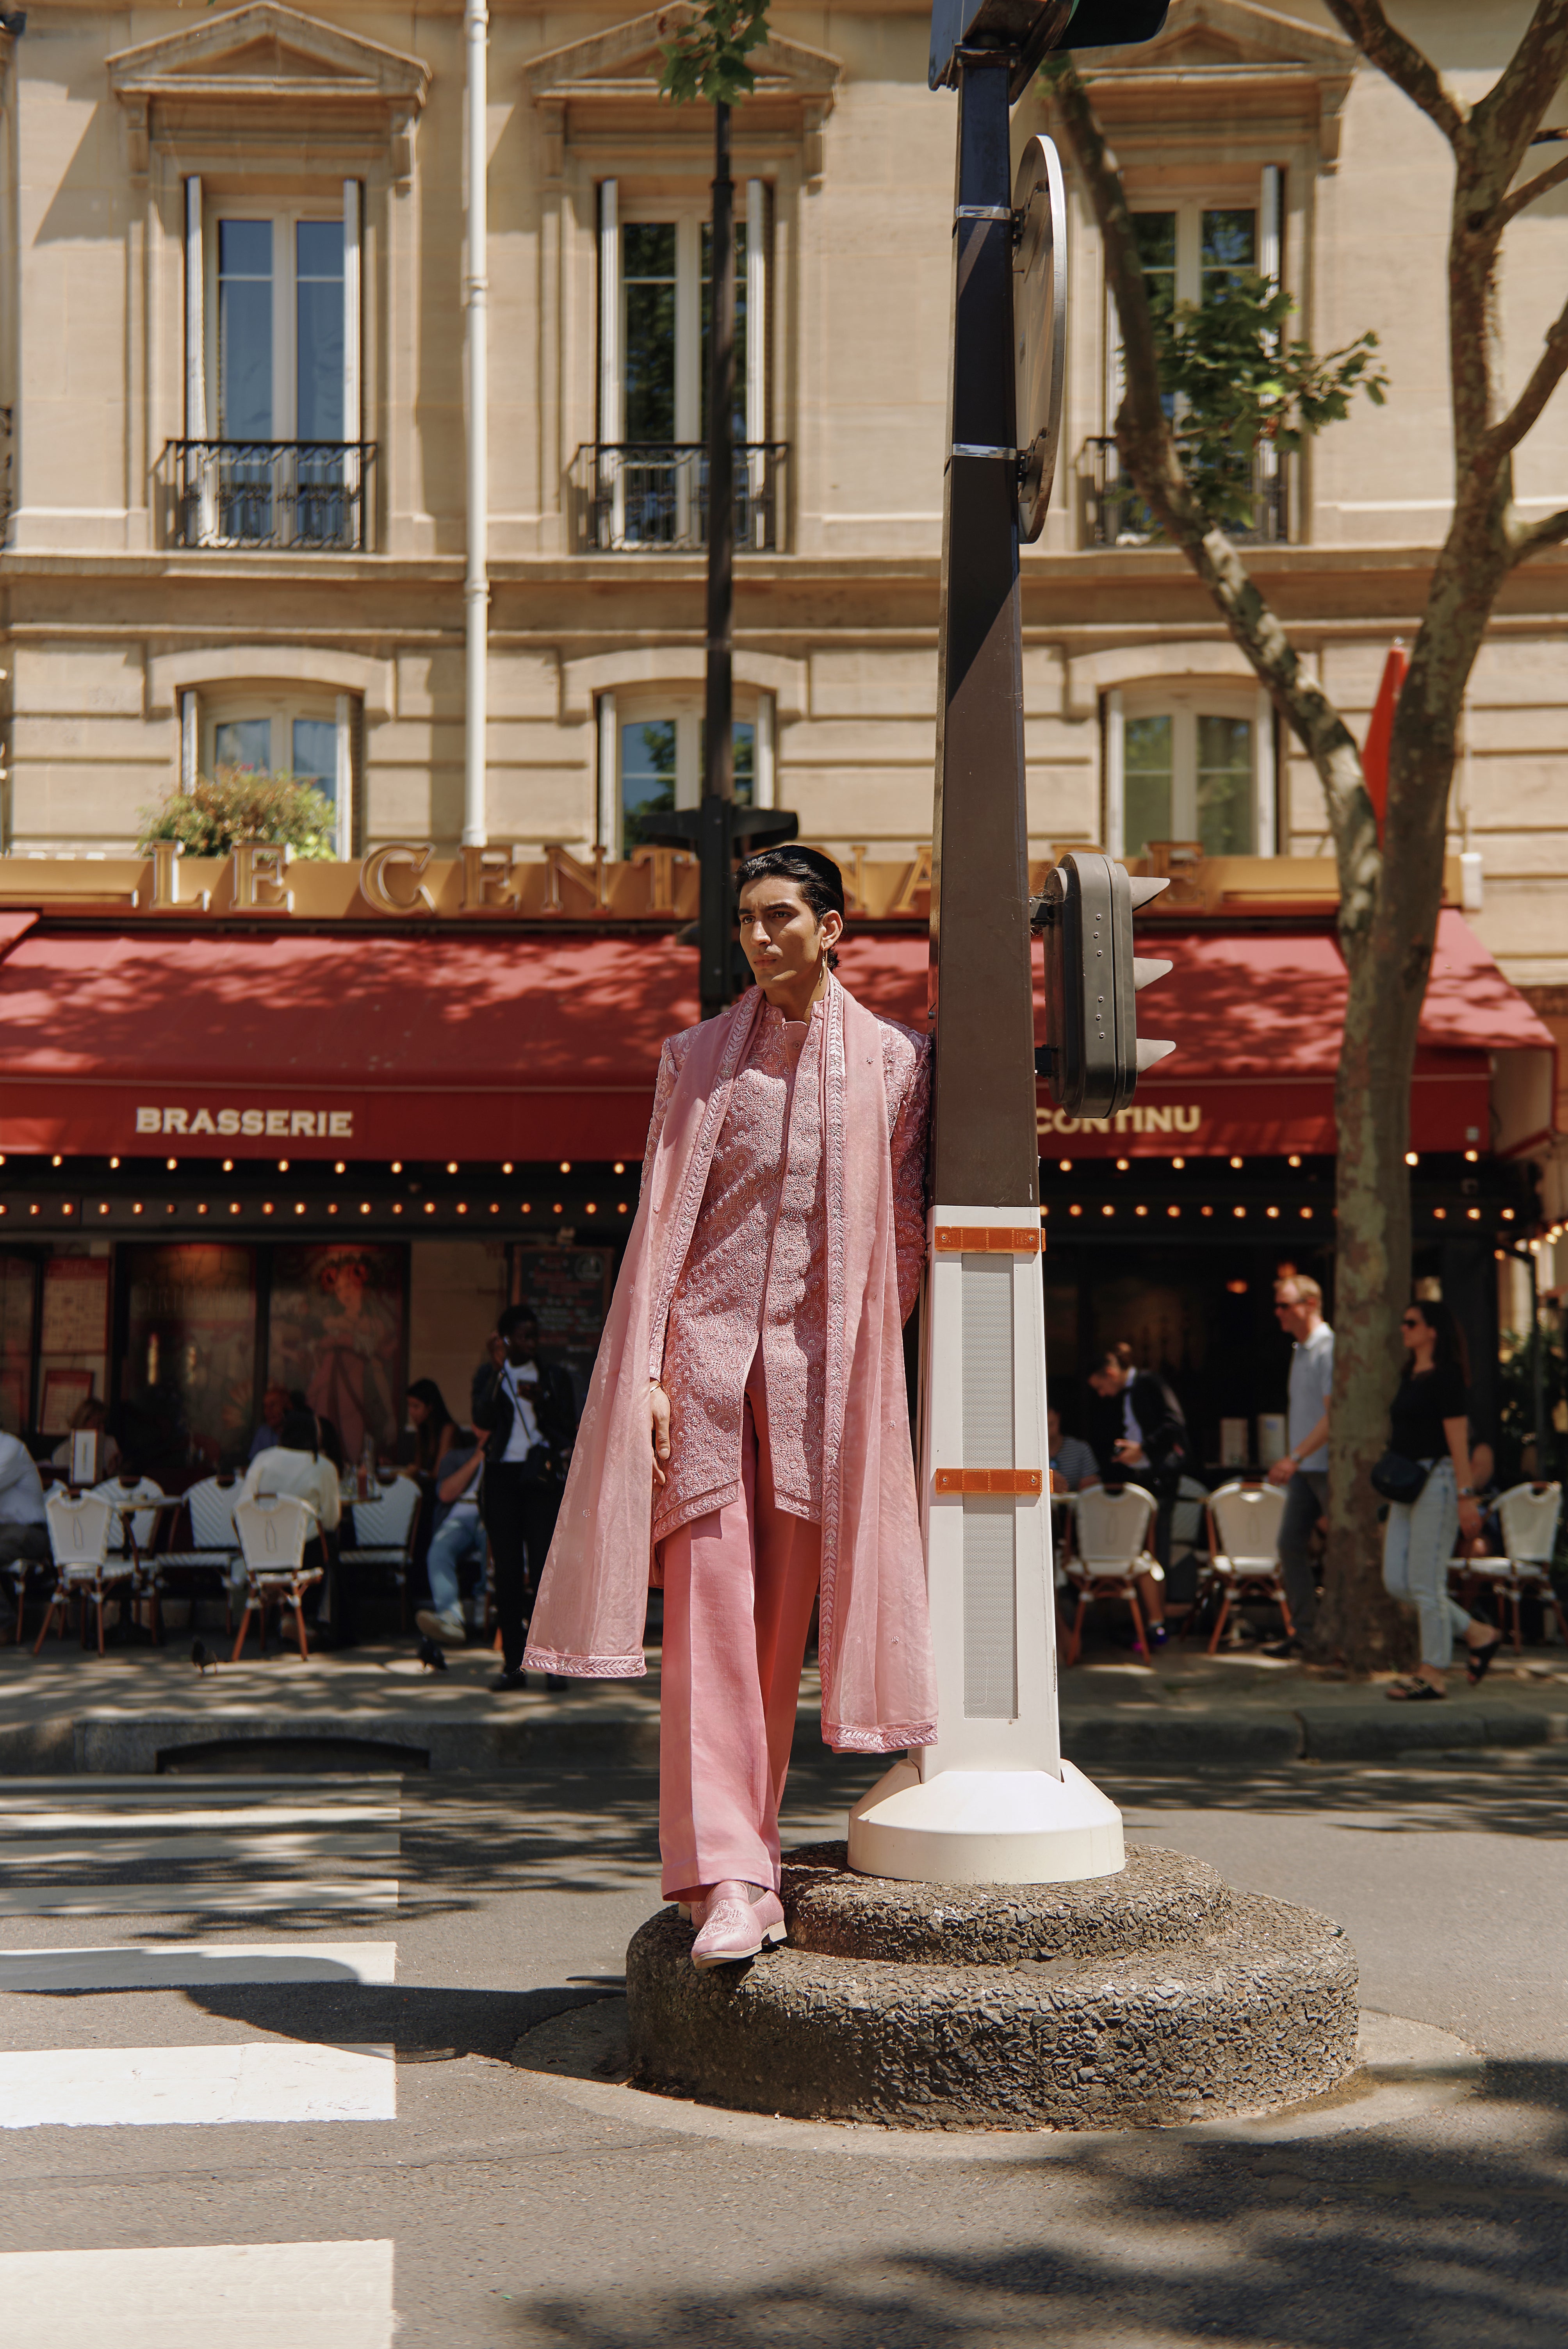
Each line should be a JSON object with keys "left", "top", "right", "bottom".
{"left": 1463, "top": 1482, "right": 1568, "bottom": 1652}
{"left": 337, "top": 1473, "right": 421, "bottom": 1631}
{"left": 154, "top": 1473, "right": 243, "bottom": 1636}
{"left": 231, "top": 1494, "right": 323, "bottom": 1662}
{"left": 33, "top": 1489, "right": 134, "bottom": 1656}
{"left": 1194, "top": 1479, "right": 1291, "bottom": 1655}
{"left": 92, "top": 1470, "right": 165, "bottom": 1558}
{"left": 1062, "top": 1483, "right": 1159, "bottom": 1664}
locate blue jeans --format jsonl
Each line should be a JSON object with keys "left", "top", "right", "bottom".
{"left": 1382, "top": 1457, "right": 1470, "bottom": 1668}
{"left": 427, "top": 1508, "right": 486, "bottom": 1619}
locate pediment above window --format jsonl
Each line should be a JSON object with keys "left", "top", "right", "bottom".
{"left": 525, "top": 4, "right": 841, "bottom": 180}
{"left": 109, "top": 2, "right": 429, "bottom": 175}
{"left": 1071, "top": 0, "right": 1355, "bottom": 163}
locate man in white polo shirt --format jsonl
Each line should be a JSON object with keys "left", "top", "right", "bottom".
{"left": 1267, "top": 1271, "right": 1333, "bottom": 1655}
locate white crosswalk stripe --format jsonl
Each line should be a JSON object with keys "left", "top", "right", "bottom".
{"left": 2, "top": 2240, "right": 396, "bottom": 2349}
{"left": 0, "top": 1771, "right": 405, "bottom": 2344}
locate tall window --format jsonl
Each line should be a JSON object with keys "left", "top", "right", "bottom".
{"left": 184, "top": 179, "right": 364, "bottom": 551}
{"left": 617, "top": 716, "right": 754, "bottom": 858}
{"left": 215, "top": 215, "right": 345, "bottom": 442}
{"left": 1109, "top": 690, "right": 1274, "bottom": 861}
{"left": 617, "top": 218, "right": 748, "bottom": 446}
{"left": 1128, "top": 205, "right": 1258, "bottom": 329}
{"left": 201, "top": 691, "right": 356, "bottom": 856}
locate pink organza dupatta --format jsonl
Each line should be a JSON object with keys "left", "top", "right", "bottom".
{"left": 525, "top": 976, "right": 937, "bottom": 1756}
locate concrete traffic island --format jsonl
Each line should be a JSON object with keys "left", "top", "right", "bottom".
{"left": 626, "top": 1842, "right": 1359, "bottom": 2131}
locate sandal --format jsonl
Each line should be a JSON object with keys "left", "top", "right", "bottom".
{"left": 1466, "top": 1633, "right": 1503, "bottom": 1687}
{"left": 1385, "top": 1676, "right": 1446, "bottom": 1701}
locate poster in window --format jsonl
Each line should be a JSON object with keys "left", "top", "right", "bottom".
{"left": 510, "top": 1244, "right": 614, "bottom": 1395}
{"left": 41, "top": 1256, "right": 111, "bottom": 1354}
{"left": 40, "top": 1366, "right": 94, "bottom": 1436}
{"left": 122, "top": 1244, "right": 258, "bottom": 1472}
{"left": 267, "top": 1244, "right": 406, "bottom": 1465}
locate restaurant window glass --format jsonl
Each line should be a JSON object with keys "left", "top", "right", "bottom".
{"left": 213, "top": 212, "right": 345, "bottom": 444}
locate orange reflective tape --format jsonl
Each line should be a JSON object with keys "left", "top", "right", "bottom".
{"left": 932, "top": 1468, "right": 1044, "bottom": 1495}
{"left": 932, "top": 1226, "right": 1041, "bottom": 1255}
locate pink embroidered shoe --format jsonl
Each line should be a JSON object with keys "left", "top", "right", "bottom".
{"left": 690, "top": 1886, "right": 786, "bottom": 1968}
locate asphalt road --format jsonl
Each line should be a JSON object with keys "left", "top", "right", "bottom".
{"left": 1, "top": 1745, "right": 1566, "bottom": 2347}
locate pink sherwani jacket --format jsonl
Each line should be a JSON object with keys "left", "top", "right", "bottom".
{"left": 525, "top": 975, "right": 940, "bottom": 1754}
{"left": 649, "top": 994, "right": 931, "bottom": 1544}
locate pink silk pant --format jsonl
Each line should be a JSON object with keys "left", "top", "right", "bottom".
{"left": 657, "top": 1390, "right": 822, "bottom": 1900}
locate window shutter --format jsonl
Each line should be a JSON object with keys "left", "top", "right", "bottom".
{"left": 334, "top": 692, "right": 354, "bottom": 860}
{"left": 1255, "top": 689, "right": 1277, "bottom": 857}
{"left": 745, "top": 178, "right": 767, "bottom": 446}
{"left": 184, "top": 178, "right": 206, "bottom": 438}
{"left": 755, "top": 691, "right": 776, "bottom": 810}
{"left": 180, "top": 690, "right": 198, "bottom": 794}
{"left": 1259, "top": 167, "right": 1282, "bottom": 533}
{"left": 598, "top": 180, "right": 621, "bottom": 445}
{"left": 596, "top": 689, "right": 617, "bottom": 853}
{"left": 342, "top": 180, "right": 362, "bottom": 444}
{"left": 1103, "top": 688, "right": 1125, "bottom": 859}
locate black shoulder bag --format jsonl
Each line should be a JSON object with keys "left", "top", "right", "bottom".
{"left": 1370, "top": 1451, "right": 1430, "bottom": 1505}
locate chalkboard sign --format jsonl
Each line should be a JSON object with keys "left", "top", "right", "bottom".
{"left": 511, "top": 1244, "right": 615, "bottom": 1394}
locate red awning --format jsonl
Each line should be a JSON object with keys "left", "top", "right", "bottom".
{"left": 1030, "top": 911, "right": 1556, "bottom": 1158}
{"left": 0, "top": 911, "right": 1550, "bottom": 1163}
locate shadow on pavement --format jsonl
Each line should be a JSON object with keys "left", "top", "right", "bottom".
{"left": 508, "top": 2064, "right": 1568, "bottom": 2347}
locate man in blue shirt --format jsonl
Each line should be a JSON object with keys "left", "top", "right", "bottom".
{"left": 1267, "top": 1272, "right": 1334, "bottom": 1655}
{"left": 1048, "top": 1406, "right": 1099, "bottom": 1492}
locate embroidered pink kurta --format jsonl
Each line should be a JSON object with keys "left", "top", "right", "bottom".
{"left": 524, "top": 977, "right": 939, "bottom": 1755}
{"left": 646, "top": 998, "right": 930, "bottom": 1543}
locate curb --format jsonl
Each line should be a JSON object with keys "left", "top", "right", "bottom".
{"left": 0, "top": 1700, "right": 1557, "bottom": 1777}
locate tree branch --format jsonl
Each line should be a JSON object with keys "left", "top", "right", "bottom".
{"left": 1478, "top": 289, "right": 1568, "bottom": 474}
{"left": 1498, "top": 148, "right": 1568, "bottom": 227}
{"left": 1470, "top": 0, "right": 1568, "bottom": 174}
{"left": 1321, "top": 0, "right": 1467, "bottom": 148}
{"left": 1044, "top": 54, "right": 1381, "bottom": 934}
{"left": 1512, "top": 502, "right": 1568, "bottom": 559}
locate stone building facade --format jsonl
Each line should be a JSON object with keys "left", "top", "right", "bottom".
{"left": 0, "top": 0, "right": 1564, "bottom": 995}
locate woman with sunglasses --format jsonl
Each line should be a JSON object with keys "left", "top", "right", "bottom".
{"left": 1383, "top": 1298, "right": 1502, "bottom": 1700}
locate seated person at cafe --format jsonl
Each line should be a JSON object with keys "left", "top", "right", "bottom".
{"left": 415, "top": 1424, "right": 486, "bottom": 1650}
{"left": 51, "top": 1396, "right": 121, "bottom": 1481}
{"left": 241, "top": 1410, "right": 344, "bottom": 1638}
{"left": 0, "top": 1428, "right": 48, "bottom": 1636}
{"left": 1048, "top": 1405, "right": 1099, "bottom": 1494}
{"left": 248, "top": 1383, "right": 292, "bottom": 1464}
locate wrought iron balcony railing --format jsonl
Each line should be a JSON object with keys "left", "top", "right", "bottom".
{"left": 571, "top": 442, "right": 786, "bottom": 554}
{"left": 1080, "top": 436, "right": 1287, "bottom": 549}
{"left": 165, "top": 441, "right": 378, "bottom": 551}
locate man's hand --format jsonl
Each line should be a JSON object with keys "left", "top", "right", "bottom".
{"left": 1458, "top": 1495, "right": 1483, "bottom": 1541}
{"left": 486, "top": 1333, "right": 506, "bottom": 1371}
{"left": 1268, "top": 1455, "right": 1295, "bottom": 1485}
{"left": 649, "top": 1383, "right": 671, "bottom": 1487}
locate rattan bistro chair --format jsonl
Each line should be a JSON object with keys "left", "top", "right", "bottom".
{"left": 33, "top": 1489, "right": 132, "bottom": 1655}
{"left": 338, "top": 1473, "right": 421, "bottom": 1630}
{"left": 231, "top": 1494, "right": 323, "bottom": 1661}
{"left": 1463, "top": 1482, "right": 1568, "bottom": 1652}
{"left": 1196, "top": 1479, "right": 1291, "bottom": 1654}
{"left": 1062, "top": 1483, "right": 1159, "bottom": 1663}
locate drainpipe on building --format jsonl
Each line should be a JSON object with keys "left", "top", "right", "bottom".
{"left": 462, "top": 0, "right": 488, "bottom": 847}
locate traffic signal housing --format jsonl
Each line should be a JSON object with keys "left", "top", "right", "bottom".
{"left": 1031, "top": 851, "right": 1174, "bottom": 1119}
{"left": 928, "top": 0, "right": 1169, "bottom": 96}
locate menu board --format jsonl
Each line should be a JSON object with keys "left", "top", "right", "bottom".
{"left": 41, "top": 1256, "right": 111, "bottom": 1354}
{"left": 511, "top": 1244, "right": 615, "bottom": 1386}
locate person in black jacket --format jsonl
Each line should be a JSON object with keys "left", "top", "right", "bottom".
{"left": 1087, "top": 1340, "right": 1194, "bottom": 1643}
{"left": 471, "top": 1305, "right": 579, "bottom": 1690}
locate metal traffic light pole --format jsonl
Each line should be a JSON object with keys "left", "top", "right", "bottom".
{"left": 848, "top": 0, "right": 1170, "bottom": 1886}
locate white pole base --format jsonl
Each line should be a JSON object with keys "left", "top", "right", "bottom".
{"left": 846, "top": 1758, "right": 1125, "bottom": 1887}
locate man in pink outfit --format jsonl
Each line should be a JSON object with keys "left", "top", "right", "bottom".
{"left": 525, "top": 845, "right": 937, "bottom": 1968}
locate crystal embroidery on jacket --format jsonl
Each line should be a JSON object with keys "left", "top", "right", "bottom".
{"left": 644, "top": 994, "right": 930, "bottom": 1543}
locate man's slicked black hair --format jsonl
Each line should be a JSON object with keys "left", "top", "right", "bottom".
{"left": 498, "top": 1303, "right": 539, "bottom": 1339}
{"left": 734, "top": 845, "right": 845, "bottom": 971}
